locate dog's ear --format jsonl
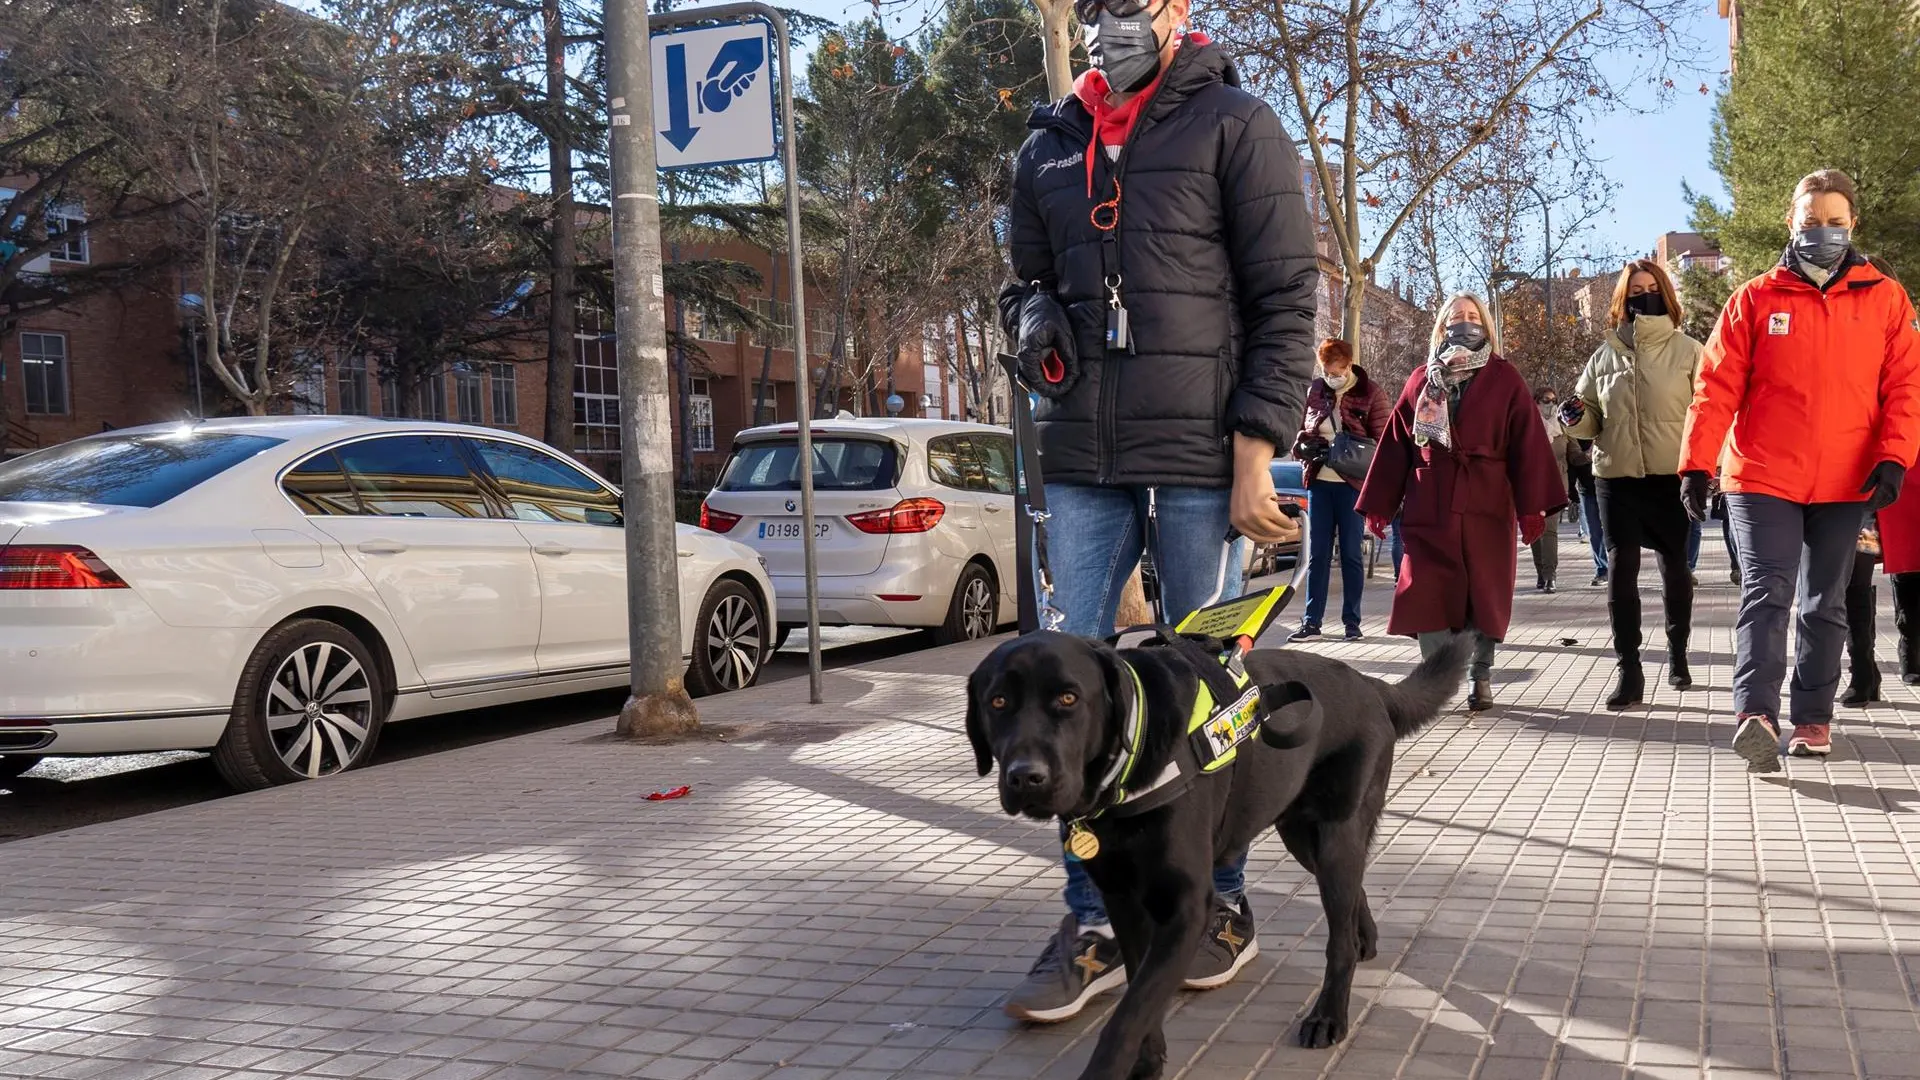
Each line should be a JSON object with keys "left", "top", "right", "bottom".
{"left": 1092, "top": 640, "right": 1133, "bottom": 742}
{"left": 964, "top": 681, "right": 995, "bottom": 777}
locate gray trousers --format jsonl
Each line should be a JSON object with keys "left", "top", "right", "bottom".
{"left": 1529, "top": 526, "right": 1559, "bottom": 586}
{"left": 1726, "top": 493, "right": 1866, "bottom": 726}
{"left": 1420, "top": 628, "right": 1497, "bottom": 684}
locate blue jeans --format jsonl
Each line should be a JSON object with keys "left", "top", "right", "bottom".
{"left": 1583, "top": 486, "right": 1607, "bottom": 575}
{"left": 1303, "top": 479, "right": 1364, "bottom": 630}
{"left": 1687, "top": 519, "right": 1704, "bottom": 571}
{"left": 1042, "top": 483, "right": 1249, "bottom": 926}
{"left": 1391, "top": 514, "right": 1404, "bottom": 578}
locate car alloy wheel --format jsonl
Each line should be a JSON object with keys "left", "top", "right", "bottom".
{"left": 705, "top": 592, "right": 764, "bottom": 692}
{"left": 962, "top": 575, "right": 996, "bottom": 640}
{"left": 266, "top": 641, "right": 376, "bottom": 779}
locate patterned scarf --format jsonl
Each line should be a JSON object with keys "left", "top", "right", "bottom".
{"left": 1412, "top": 341, "right": 1492, "bottom": 448}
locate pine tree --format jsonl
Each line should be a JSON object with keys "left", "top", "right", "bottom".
{"left": 1699, "top": 0, "right": 1920, "bottom": 279}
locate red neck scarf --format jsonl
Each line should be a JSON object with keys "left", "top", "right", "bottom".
{"left": 1071, "top": 32, "right": 1207, "bottom": 196}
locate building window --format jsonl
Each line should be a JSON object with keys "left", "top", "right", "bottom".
{"left": 20, "top": 331, "right": 68, "bottom": 415}
{"left": 337, "top": 353, "right": 370, "bottom": 416}
{"left": 380, "top": 373, "right": 403, "bottom": 418}
{"left": 689, "top": 376, "right": 714, "bottom": 452}
{"left": 46, "top": 204, "right": 87, "bottom": 264}
{"left": 453, "top": 362, "right": 484, "bottom": 424}
{"left": 490, "top": 362, "right": 518, "bottom": 427}
{"left": 415, "top": 370, "right": 447, "bottom": 422}
{"left": 288, "top": 350, "right": 325, "bottom": 415}
{"left": 682, "top": 304, "right": 732, "bottom": 343}
{"left": 749, "top": 297, "right": 793, "bottom": 349}
{"left": 575, "top": 325, "right": 621, "bottom": 453}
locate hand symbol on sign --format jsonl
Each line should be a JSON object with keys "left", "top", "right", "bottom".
{"left": 699, "top": 36, "right": 766, "bottom": 115}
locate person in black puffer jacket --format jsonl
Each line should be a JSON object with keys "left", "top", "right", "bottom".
{"left": 996, "top": 2, "right": 1318, "bottom": 1030}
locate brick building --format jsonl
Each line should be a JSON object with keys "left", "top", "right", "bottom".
{"left": 1, "top": 221, "right": 960, "bottom": 483}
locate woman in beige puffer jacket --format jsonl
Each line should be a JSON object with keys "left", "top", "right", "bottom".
{"left": 1560, "top": 258, "right": 1704, "bottom": 711}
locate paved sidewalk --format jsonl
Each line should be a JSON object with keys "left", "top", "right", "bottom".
{"left": 6, "top": 541, "right": 1920, "bottom": 1080}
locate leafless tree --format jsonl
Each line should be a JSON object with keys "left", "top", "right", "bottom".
{"left": 1212, "top": 0, "right": 1697, "bottom": 346}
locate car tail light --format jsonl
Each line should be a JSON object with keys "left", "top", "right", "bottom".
{"left": 0, "top": 546, "right": 131, "bottom": 590}
{"left": 700, "top": 503, "right": 742, "bottom": 533}
{"left": 847, "top": 498, "right": 946, "bottom": 535}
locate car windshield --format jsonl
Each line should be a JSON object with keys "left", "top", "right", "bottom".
{"left": 0, "top": 430, "right": 284, "bottom": 508}
{"left": 716, "top": 437, "right": 898, "bottom": 492}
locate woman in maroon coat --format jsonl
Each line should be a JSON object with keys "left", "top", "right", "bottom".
{"left": 1357, "top": 294, "right": 1569, "bottom": 711}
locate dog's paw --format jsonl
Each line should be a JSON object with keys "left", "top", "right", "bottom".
{"left": 1296, "top": 1011, "right": 1349, "bottom": 1049}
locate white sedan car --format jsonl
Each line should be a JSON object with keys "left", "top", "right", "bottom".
{"left": 0, "top": 417, "right": 774, "bottom": 790}
{"left": 699, "top": 417, "right": 1015, "bottom": 644}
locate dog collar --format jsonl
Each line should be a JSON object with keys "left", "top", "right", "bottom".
{"left": 1092, "top": 663, "right": 1148, "bottom": 806}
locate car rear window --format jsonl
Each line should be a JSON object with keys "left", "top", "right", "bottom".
{"left": 716, "top": 437, "right": 898, "bottom": 492}
{"left": 0, "top": 431, "right": 284, "bottom": 508}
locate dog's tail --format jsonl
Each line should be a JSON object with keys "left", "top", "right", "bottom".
{"left": 1376, "top": 633, "right": 1472, "bottom": 739}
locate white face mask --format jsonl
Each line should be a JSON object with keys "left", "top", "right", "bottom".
{"left": 1321, "top": 370, "right": 1351, "bottom": 390}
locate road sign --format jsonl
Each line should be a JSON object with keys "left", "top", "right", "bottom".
{"left": 650, "top": 22, "right": 776, "bottom": 171}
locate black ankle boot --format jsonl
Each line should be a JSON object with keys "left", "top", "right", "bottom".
{"left": 1667, "top": 640, "right": 1692, "bottom": 690}
{"left": 1607, "top": 661, "right": 1645, "bottom": 711}
{"left": 1468, "top": 679, "right": 1495, "bottom": 712}
{"left": 1843, "top": 663, "right": 1883, "bottom": 706}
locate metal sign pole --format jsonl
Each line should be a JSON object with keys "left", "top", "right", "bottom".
{"left": 607, "top": 0, "right": 698, "bottom": 736}
{"left": 650, "top": 4, "right": 819, "bottom": 703}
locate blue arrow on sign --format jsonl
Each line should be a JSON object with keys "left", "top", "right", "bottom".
{"left": 661, "top": 42, "right": 700, "bottom": 152}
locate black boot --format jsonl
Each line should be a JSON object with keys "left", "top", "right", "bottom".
{"left": 1845, "top": 581, "right": 1883, "bottom": 705}
{"left": 1667, "top": 639, "right": 1693, "bottom": 691}
{"left": 1843, "top": 664, "right": 1883, "bottom": 706}
{"left": 1468, "top": 679, "right": 1494, "bottom": 712}
{"left": 1607, "top": 660, "right": 1645, "bottom": 711}
{"left": 1897, "top": 574, "right": 1920, "bottom": 685}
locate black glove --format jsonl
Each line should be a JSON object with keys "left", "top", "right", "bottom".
{"left": 1292, "top": 434, "right": 1330, "bottom": 465}
{"left": 1862, "top": 460, "right": 1907, "bottom": 512}
{"left": 1014, "top": 290, "right": 1080, "bottom": 399}
{"left": 1558, "top": 399, "right": 1586, "bottom": 428}
{"left": 1680, "top": 470, "right": 1712, "bottom": 523}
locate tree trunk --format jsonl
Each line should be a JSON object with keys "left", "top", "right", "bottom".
{"left": 541, "top": 0, "right": 577, "bottom": 451}
{"left": 1115, "top": 570, "right": 1151, "bottom": 631}
{"left": 1342, "top": 271, "right": 1367, "bottom": 353}
{"left": 754, "top": 255, "right": 778, "bottom": 425}
{"left": 1034, "top": 0, "right": 1075, "bottom": 99}
{"left": 671, "top": 242, "right": 694, "bottom": 488}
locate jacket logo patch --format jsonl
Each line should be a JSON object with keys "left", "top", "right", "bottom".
{"left": 1036, "top": 152, "right": 1085, "bottom": 177}
{"left": 1769, "top": 312, "right": 1791, "bottom": 336}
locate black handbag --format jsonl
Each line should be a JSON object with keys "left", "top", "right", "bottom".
{"left": 1326, "top": 431, "right": 1377, "bottom": 482}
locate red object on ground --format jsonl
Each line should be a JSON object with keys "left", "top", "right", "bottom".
{"left": 645, "top": 786, "right": 692, "bottom": 801}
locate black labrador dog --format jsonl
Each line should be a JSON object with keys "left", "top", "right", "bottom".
{"left": 966, "top": 630, "right": 1470, "bottom": 1080}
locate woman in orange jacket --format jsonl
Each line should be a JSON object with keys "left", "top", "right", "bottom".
{"left": 1679, "top": 169, "right": 1920, "bottom": 771}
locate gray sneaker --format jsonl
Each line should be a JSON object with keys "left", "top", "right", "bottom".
{"left": 1003, "top": 915, "right": 1127, "bottom": 1023}
{"left": 1185, "top": 896, "right": 1259, "bottom": 989}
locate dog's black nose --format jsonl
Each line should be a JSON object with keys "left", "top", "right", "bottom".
{"left": 1005, "top": 761, "right": 1051, "bottom": 791}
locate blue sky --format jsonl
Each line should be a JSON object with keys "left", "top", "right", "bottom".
{"left": 764, "top": 0, "right": 1735, "bottom": 266}
{"left": 290, "top": 0, "right": 1731, "bottom": 266}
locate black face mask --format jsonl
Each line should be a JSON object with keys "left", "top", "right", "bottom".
{"left": 1791, "top": 226, "right": 1852, "bottom": 271}
{"left": 1084, "top": 9, "right": 1166, "bottom": 94}
{"left": 1442, "top": 322, "right": 1489, "bottom": 352}
{"left": 1625, "top": 293, "right": 1669, "bottom": 319}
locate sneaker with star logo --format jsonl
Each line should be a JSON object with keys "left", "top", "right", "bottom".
{"left": 1003, "top": 915, "right": 1126, "bottom": 1023}
{"left": 1184, "top": 895, "right": 1259, "bottom": 989}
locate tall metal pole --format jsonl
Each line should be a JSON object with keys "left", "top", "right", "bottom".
{"left": 772, "top": 11, "right": 824, "bottom": 704}
{"left": 608, "top": 0, "right": 698, "bottom": 736}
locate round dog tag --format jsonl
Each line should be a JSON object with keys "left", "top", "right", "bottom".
{"left": 1066, "top": 824, "right": 1100, "bottom": 861}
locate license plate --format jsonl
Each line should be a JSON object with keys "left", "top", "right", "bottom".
{"left": 759, "top": 521, "right": 830, "bottom": 540}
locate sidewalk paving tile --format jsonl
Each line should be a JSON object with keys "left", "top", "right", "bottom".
{"left": 6, "top": 541, "right": 1920, "bottom": 1076}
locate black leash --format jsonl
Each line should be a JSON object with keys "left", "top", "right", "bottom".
{"left": 998, "top": 353, "right": 1065, "bottom": 632}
